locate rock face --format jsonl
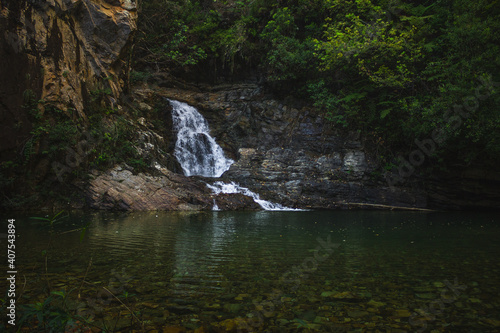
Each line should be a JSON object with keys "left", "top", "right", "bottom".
{"left": 86, "top": 165, "right": 211, "bottom": 211}
{"left": 222, "top": 147, "right": 427, "bottom": 209}
{"left": 149, "top": 82, "right": 499, "bottom": 210}
{"left": 85, "top": 164, "right": 260, "bottom": 211}
{"left": 147, "top": 84, "right": 428, "bottom": 210}
{"left": 0, "top": 0, "right": 137, "bottom": 158}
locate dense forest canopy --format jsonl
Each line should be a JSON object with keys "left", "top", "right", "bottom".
{"left": 135, "top": 0, "right": 500, "bottom": 170}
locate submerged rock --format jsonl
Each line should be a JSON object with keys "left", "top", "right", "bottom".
{"left": 394, "top": 309, "right": 412, "bottom": 317}
{"left": 347, "top": 310, "right": 369, "bottom": 318}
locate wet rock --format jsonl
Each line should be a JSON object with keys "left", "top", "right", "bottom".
{"left": 342, "top": 151, "right": 368, "bottom": 174}
{"left": 222, "top": 145, "right": 428, "bottom": 210}
{"left": 234, "top": 294, "right": 250, "bottom": 301}
{"left": 85, "top": 164, "right": 261, "bottom": 211}
{"left": 162, "top": 326, "right": 185, "bottom": 333}
{"left": 0, "top": 0, "right": 141, "bottom": 207}
{"left": 413, "top": 286, "right": 434, "bottom": 293}
{"left": 347, "top": 310, "right": 369, "bottom": 318}
{"left": 367, "top": 299, "right": 386, "bottom": 308}
{"left": 326, "top": 291, "right": 366, "bottom": 302}
{"left": 276, "top": 318, "right": 290, "bottom": 325}
{"left": 215, "top": 318, "right": 249, "bottom": 332}
{"left": 220, "top": 294, "right": 239, "bottom": 300}
{"left": 297, "top": 309, "right": 317, "bottom": 321}
{"left": 321, "top": 291, "right": 337, "bottom": 298}
{"left": 165, "top": 305, "right": 197, "bottom": 314}
{"left": 224, "top": 303, "right": 242, "bottom": 313}
{"left": 156, "top": 85, "right": 500, "bottom": 210}
{"left": 152, "top": 86, "right": 432, "bottom": 210}
{"left": 394, "top": 309, "right": 411, "bottom": 317}
{"left": 140, "top": 302, "right": 160, "bottom": 309}
{"left": 214, "top": 193, "right": 260, "bottom": 210}
{"left": 85, "top": 165, "right": 206, "bottom": 210}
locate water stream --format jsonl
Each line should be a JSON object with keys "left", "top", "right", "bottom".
{"left": 207, "top": 181, "right": 301, "bottom": 211}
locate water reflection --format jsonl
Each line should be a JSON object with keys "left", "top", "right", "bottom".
{"left": 7, "top": 210, "right": 500, "bottom": 332}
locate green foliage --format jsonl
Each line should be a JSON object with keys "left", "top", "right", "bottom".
{"left": 307, "top": 79, "right": 347, "bottom": 127}
{"left": 130, "top": 70, "right": 152, "bottom": 84}
{"left": 20, "top": 100, "right": 81, "bottom": 166}
{"left": 0, "top": 164, "right": 16, "bottom": 188}
{"left": 88, "top": 116, "right": 141, "bottom": 170}
{"left": 90, "top": 88, "right": 113, "bottom": 102}
{"left": 19, "top": 291, "right": 75, "bottom": 332}
{"left": 315, "top": 0, "right": 426, "bottom": 88}
{"left": 118, "top": 290, "right": 137, "bottom": 301}
{"left": 211, "top": 15, "right": 256, "bottom": 73}
{"left": 153, "top": 20, "right": 207, "bottom": 66}
{"left": 308, "top": 0, "right": 500, "bottom": 166}
{"left": 260, "top": 7, "right": 318, "bottom": 83}
{"left": 23, "top": 89, "right": 38, "bottom": 108}
{"left": 137, "top": 1, "right": 212, "bottom": 70}
{"left": 30, "top": 210, "right": 68, "bottom": 228}
{"left": 128, "top": 157, "right": 147, "bottom": 170}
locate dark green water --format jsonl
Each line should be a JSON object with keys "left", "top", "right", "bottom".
{"left": 2, "top": 211, "right": 500, "bottom": 332}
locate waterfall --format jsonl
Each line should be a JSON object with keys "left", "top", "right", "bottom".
{"left": 170, "top": 99, "right": 234, "bottom": 177}
{"left": 170, "top": 99, "right": 301, "bottom": 211}
{"left": 212, "top": 199, "right": 221, "bottom": 211}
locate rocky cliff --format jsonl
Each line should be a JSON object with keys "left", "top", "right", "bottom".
{"left": 0, "top": 0, "right": 137, "bottom": 160}
{"left": 143, "top": 83, "right": 429, "bottom": 210}
{"left": 0, "top": 0, "right": 272, "bottom": 211}
{"left": 124, "top": 81, "right": 499, "bottom": 211}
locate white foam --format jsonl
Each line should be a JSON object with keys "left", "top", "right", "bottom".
{"left": 207, "top": 181, "right": 303, "bottom": 211}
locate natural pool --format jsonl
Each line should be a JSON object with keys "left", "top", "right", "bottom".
{"left": 2, "top": 210, "right": 500, "bottom": 332}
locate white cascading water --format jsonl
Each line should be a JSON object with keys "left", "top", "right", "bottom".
{"left": 170, "top": 99, "right": 300, "bottom": 211}
{"left": 207, "top": 181, "right": 302, "bottom": 211}
{"left": 170, "top": 99, "right": 234, "bottom": 177}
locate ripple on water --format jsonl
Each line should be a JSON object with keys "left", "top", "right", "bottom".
{"left": 12, "top": 211, "right": 500, "bottom": 332}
